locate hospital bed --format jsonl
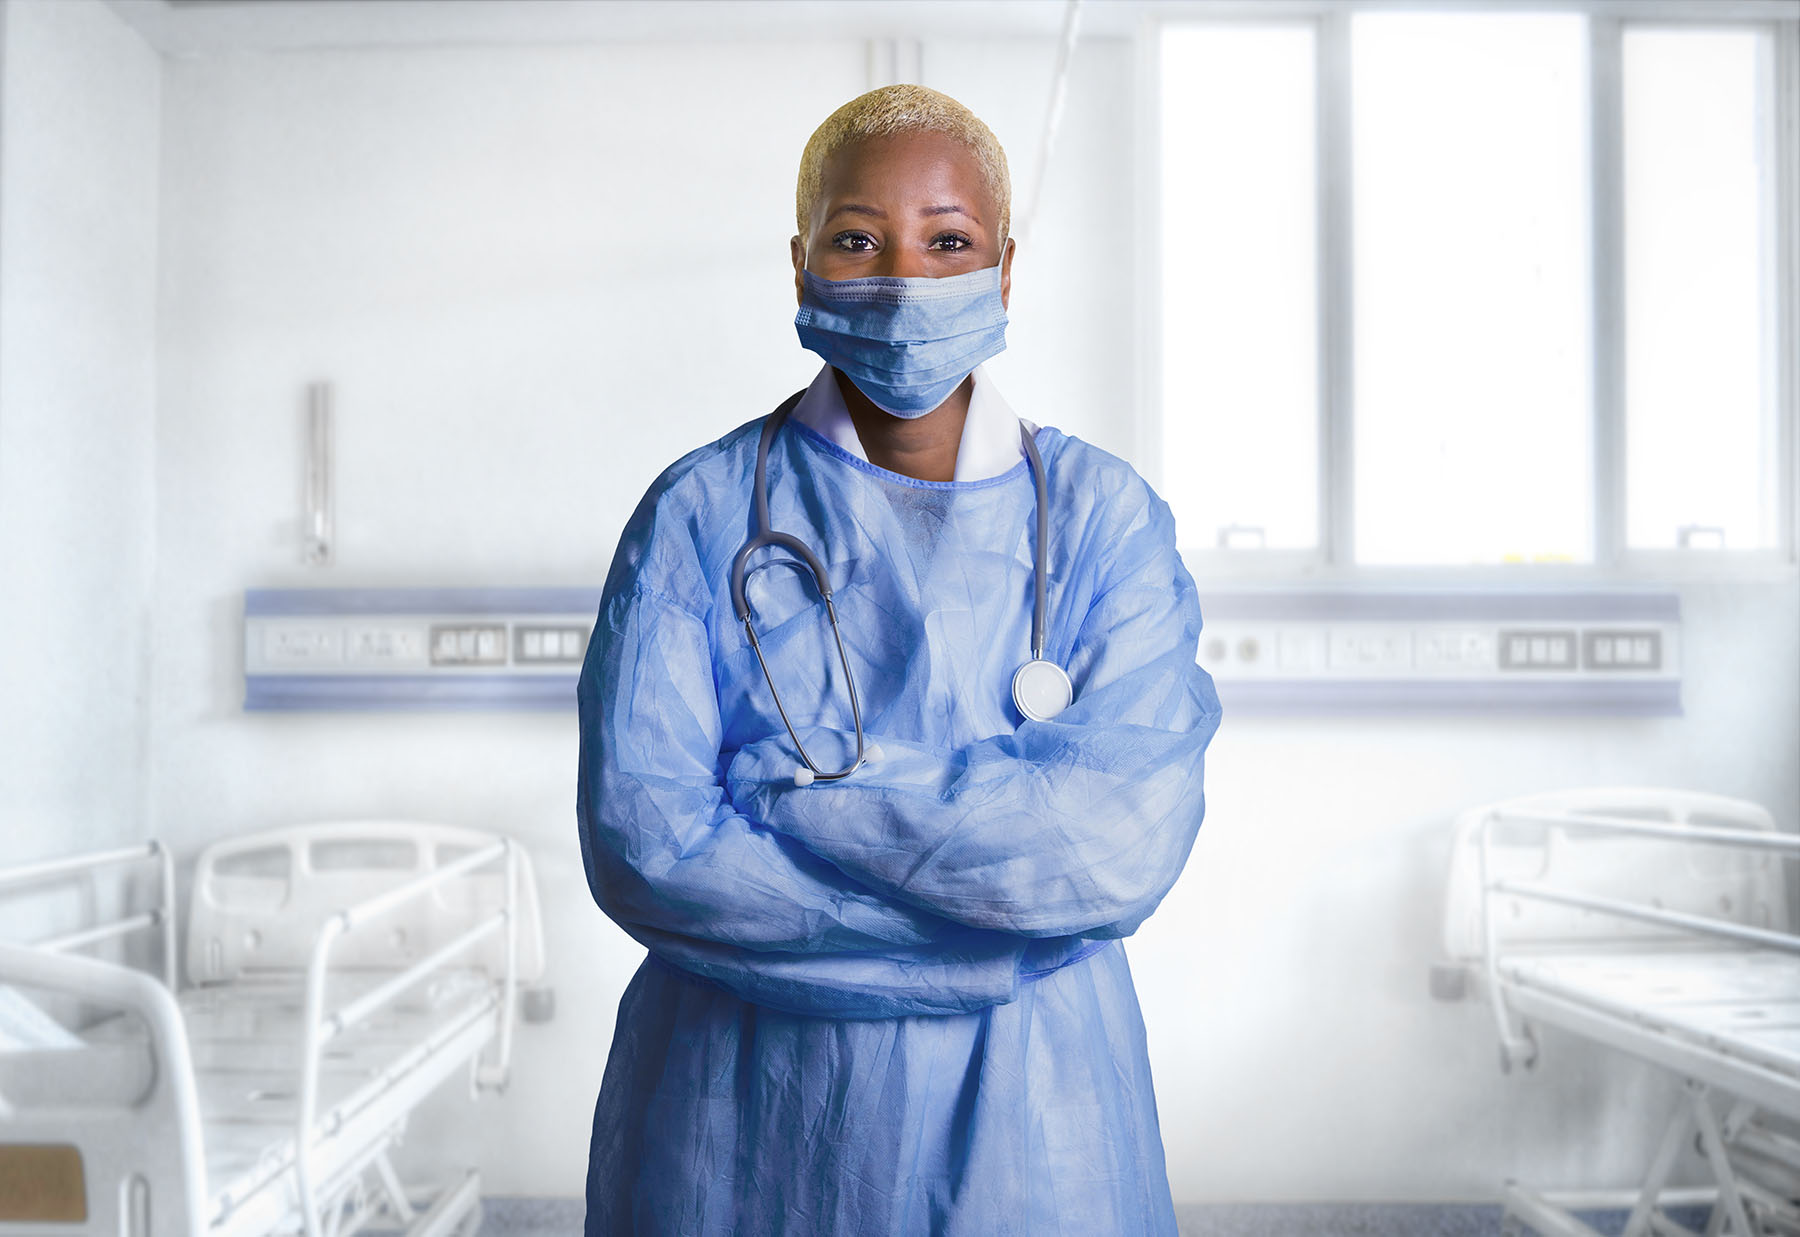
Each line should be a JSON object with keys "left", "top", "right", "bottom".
{"left": 0, "top": 821, "right": 544, "bottom": 1237}
{"left": 1442, "top": 787, "right": 1800, "bottom": 1237}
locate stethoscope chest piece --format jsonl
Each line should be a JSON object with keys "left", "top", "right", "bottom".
{"left": 1012, "top": 658, "right": 1073, "bottom": 722}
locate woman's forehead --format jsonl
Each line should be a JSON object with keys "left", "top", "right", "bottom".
{"left": 819, "top": 132, "right": 997, "bottom": 214}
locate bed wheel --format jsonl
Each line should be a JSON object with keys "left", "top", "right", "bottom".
{"left": 1499, "top": 1042, "right": 1537, "bottom": 1073}
{"left": 1499, "top": 1031, "right": 1539, "bottom": 1074}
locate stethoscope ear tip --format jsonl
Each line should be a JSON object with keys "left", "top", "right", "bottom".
{"left": 862, "top": 742, "right": 884, "bottom": 765}
{"left": 793, "top": 766, "right": 816, "bottom": 788}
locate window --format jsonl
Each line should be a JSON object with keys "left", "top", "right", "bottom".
{"left": 1352, "top": 13, "right": 1591, "bottom": 566}
{"left": 1623, "top": 27, "right": 1782, "bottom": 551}
{"left": 1154, "top": 8, "right": 1796, "bottom": 573}
{"left": 1160, "top": 25, "right": 1318, "bottom": 552}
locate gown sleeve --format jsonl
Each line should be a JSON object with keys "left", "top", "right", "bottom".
{"left": 576, "top": 465, "right": 1030, "bottom": 1018}
{"left": 724, "top": 475, "right": 1223, "bottom": 941}
{"left": 578, "top": 583, "right": 949, "bottom": 955}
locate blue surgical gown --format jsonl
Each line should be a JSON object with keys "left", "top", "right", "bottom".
{"left": 577, "top": 407, "right": 1222, "bottom": 1235}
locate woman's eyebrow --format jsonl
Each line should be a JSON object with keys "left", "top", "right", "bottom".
{"left": 823, "top": 203, "right": 983, "bottom": 225}
{"left": 827, "top": 203, "right": 887, "bottom": 222}
{"left": 920, "top": 204, "right": 980, "bottom": 224}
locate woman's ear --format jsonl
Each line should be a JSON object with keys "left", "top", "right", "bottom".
{"left": 1000, "top": 236, "right": 1016, "bottom": 311}
{"left": 791, "top": 235, "right": 806, "bottom": 307}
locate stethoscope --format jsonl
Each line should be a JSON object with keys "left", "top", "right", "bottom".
{"left": 730, "top": 392, "right": 1073, "bottom": 787}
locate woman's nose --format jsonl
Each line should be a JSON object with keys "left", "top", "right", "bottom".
{"left": 875, "top": 246, "right": 929, "bottom": 280}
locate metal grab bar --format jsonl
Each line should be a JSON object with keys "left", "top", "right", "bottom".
{"left": 322, "top": 914, "right": 506, "bottom": 1042}
{"left": 1491, "top": 879, "right": 1800, "bottom": 955}
{"left": 293, "top": 838, "right": 517, "bottom": 1237}
{"left": 0, "top": 840, "right": 178, "bottom": 991}
{"left": 1491, "top": 807, "right": 1800, "bottom": 855}
{"left": 1478, "top": 818, "right": 1537, "bottom": 1068}
{"left": 36, "top": 910, "right": 164, "bottom": 955}
{"left": 0, "top": 842, "right": 160, "bottom": 887}
{"left": 337, "top": 840, "right": 506, "bottom": 931}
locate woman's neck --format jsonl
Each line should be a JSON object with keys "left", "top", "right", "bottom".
{"left": 835, "top": 369, "right": 970, "bottom": 483}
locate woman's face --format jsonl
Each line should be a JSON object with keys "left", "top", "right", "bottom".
{"left": 792, "top": 130, "right": 1013, "bottom": 308}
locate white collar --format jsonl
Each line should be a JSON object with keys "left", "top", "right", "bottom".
{"left": 790, "top": 364, "right": 1029, "bottom": 482}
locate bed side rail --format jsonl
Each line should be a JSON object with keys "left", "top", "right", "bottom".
{"left": 0, "top": 842, "right": 177, "bottom": 991}
{"left": 290, "top": 836, "right": 524, "bottom": 1237}
{"left": 1439, "top": 787, "right": 1795, "bottom": 1070}
{"left": 1445, "top": 787, "right": 1789, "bottom": 961}
{"left": 0, "top": 942, "right": 206, "bottom": 1236}
{"left": 186, "top": 820, "right": 544, "bottom": 985}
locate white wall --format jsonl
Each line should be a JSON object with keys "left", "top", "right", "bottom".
{"left": 1, "top": 0, "right": 1792, "bottom": 1206}
{"left": 0, "top": 0, "right": 160, "bottom": 867}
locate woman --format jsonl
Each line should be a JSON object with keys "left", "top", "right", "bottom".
{"left": 578, "top": 84, "right": 1222, "bottom": 1235}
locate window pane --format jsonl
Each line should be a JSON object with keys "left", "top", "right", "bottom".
{"left": 1352, "top": 14, "right": 1591, "bottom": 565}
{"left": 1624, "top": 28, "right": 1778, "bottom": 551}
{"left": 1160, "top": 24, "right": 1317, "bottom": 551}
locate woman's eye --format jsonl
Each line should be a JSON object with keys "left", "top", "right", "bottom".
{"left": 832, "top": 231, "right": 877, "bottom": 252}
{"left": 930, "top": 233, "right": 972, "bottom": 252}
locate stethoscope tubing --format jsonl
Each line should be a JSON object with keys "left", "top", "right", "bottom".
{"left": 733, "top": 391, "right": 1055, "bottom": 783}
{"left": 742, "top": 595, "right": 866, "bottom": 784}
{"left": 1019, "top": 423, "right": 1049, "bottom": 662}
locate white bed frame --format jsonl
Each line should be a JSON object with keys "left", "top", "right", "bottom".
{"left": 1443, "top": 787, "right": 1800, "bottom": 1237}
{"left": 0, "top": 822, "right": 544, "bottom": 1237}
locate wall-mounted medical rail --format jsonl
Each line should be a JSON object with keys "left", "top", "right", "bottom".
{"left": 293, "top": 839, "right": 519, "bottom": 1237}
{"left": 0, "top": 839, "right": 177, "bottom": 990}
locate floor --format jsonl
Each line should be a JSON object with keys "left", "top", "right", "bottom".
{"left": 476, "top": 1197, "right": 1717, "bottom": 1235}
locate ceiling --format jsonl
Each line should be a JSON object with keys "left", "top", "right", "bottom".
{"left": 102, "top": 0, "right": 1800, "bottom": 58}
{"left": 103, "top": 0, "right": 1109, "bottom": 56}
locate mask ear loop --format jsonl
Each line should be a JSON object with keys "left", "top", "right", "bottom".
{"left": 732, "top": 398, "right": 868, "bottom": 786}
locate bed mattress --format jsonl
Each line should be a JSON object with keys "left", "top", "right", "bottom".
{"left": 1498, "top": 946, "right": 1800, "bottom": 1097}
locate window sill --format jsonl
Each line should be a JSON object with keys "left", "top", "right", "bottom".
{"left": 1177, "top": 548, "right": 1800, "bottom": 586}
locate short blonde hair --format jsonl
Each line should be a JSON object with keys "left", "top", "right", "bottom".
{"left": 795, "top": 84, "right": 1011, "bottom": 245}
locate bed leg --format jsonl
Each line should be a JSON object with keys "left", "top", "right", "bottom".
{"left": 1687, "top": 1085, "right": 1755, "bottom": 1237}
{"left": 404, "top": 1168, "right": 481, "bottom": 1237}
{"left": 1622, "top": 1089, "right": 1702, "bottom": 1237}
{"left": 1503, "top": 1180, "right": 1610, "bottom": 1236}
{"left": 374, "top": 1151, "right": 418, "bottom": 1224}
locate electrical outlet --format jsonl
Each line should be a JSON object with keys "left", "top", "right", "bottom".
{"left": 1417, "top": 629, "right": 1495, "bottom": 672}
{"left": 516, "top": 625, "right": 589, "bottom": 665}
{"left": 263, "top": 626, "right": 342, "bottom": 666}
{"left": 429, "top": 624, "right": 509, "bottom": 666}
{"left": 1498, "top": 629, "right": 1578, "bottom": 671}
{"left": 1584, "top": 629, "right": 1662, "bottom": 671}
{"left": 346, "top": 626, "right": 426, "bottom": 666}
{"left": 1329, "top": 627, "right": 1412, "bottom": 673}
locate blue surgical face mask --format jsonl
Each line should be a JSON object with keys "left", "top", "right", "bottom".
{"left": 794, "top": 263, "right": 1008, "bottom": 418}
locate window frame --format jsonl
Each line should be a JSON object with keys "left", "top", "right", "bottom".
{"left": 1137, "top": 0, "right": 1800, "bottom": 584}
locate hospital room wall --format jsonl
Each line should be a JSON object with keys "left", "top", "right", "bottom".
{"left": 106, "top": 13, "right": 1800, "bottom": 1205}
{"left": 0, "top": 0, "right": 161, "bottom": 874}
